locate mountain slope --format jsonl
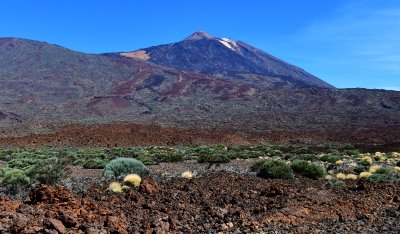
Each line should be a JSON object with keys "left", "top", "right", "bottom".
{"left": 120, "top": 31, "right": 333, "bottom": 88}
{"left": 0, "top": 36, "right": 399, "bottom": 145}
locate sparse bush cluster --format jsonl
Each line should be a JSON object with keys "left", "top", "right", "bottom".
{"left": 257, "top": 160, "right": 293, "bottom": 179}
{"left": 291, "top": 160, "right": 325, "bottom": 179}
{"left": 103, "top": 158, "right": 146, "bottom": 178}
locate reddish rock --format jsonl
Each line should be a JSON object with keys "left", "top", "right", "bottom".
{"left": 140, "top": 179, "right": 158, "bottom": 194}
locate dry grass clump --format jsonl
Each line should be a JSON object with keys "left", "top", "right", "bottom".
{"left": 346, "top": 174, "right": 358, "bottom": 180}
{"left": 369, "top": 165, "right": 381, "bottom": 173}
{"left": 359, "top": 171, "right": 372, "bottom": 179}
{"left": 361, "top": 156, "right": 373, "bottom": 166}
{"left": 108, "top": 182, "right": 122, "bottom": 193}
{"left": 123, "top": 173, "right": 142, "bottom": 187}
{"left": 335, "top": 160, "right": 344, "bottom": 165}
{"left": 336, "top": 173, "right": 346, "bottom": 180}
{"left": 324, "top": 175, "right": 333, "bottom": 180}
{"left": 181, "top": 171, "right": 194, "bottom": 179}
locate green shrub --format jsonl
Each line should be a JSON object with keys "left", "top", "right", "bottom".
{"left": 327, "top": 179, "right": 346, "bottom": 188}
{"left": 367, "top": 174, "right": 388, "bottom": 183}
{"left": 283, "top": 153, "right": 294, "bottom": 160}
{"left": 0, "top": 168, "right": 31, "bottom": 192}
{"left": 291, "top": 160, "right": 325, "bottom": 179}
{"left": 82, "top": 158, "right": 108, "bottom": 169}
{"left": 320, "top": 154, "right": 342, "bottom": 163}
{"left": 353, "top": 166, "right": 366, "bottom": 174}
{"left": 27, "top": 157, "right": 70, "bottom": 184}
{"left": 197, "top": 153, "right": 231, "bottom": 164}
{"left": 375, "top": 167, "right": 394, "bottom": 175}
{"left": 342, "top": 150, "right": 360, "bottom": 157}
{"left": 300, "top": 154, "right": 319, "bottom": 162}
{"left": 258, "top": 160, "right": 293, "bottom": 179}
{"left": 103, "top": 158, "right": 146, "bottom": 178}
{"left": 268, "top": 149, "right": 283, "bottom": 157}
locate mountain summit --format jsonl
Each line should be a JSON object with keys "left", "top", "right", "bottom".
{"left": 184, "top": 31, "right": 215, "bottom": 40}
{"left": 121, "top": 31, "right": 333, "bottom": 88}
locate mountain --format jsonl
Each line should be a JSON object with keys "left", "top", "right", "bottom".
{"left": 119, "top": 31, "right": 333, "bottom": 88}
{"left": 0, "top": 35, "right": 399, "bottom": 145}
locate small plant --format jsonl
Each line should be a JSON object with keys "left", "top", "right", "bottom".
{"left": 197, "top": 153, "right": 230, "bottom": 164}
{"left": 369, "top": 165, "right": 381, "bottom": 173}
{"left": 353, "top": 166, "right": 366, "bottom": 174}
{"left": 375, "top": 167, "right": 392, "bottom": 175}
{"left": 181, "top": 171, "right": 193, "bottom": 179}
{"left": 258, "top": 160, "right": 294, "bottom": 179}
{"left": 320, "top": 154, "right": 341, "bottom": 163}
{"left": 327, "top": 179, "right": 346, "bottom": 188}
{"left": 359, "top": 171, "right": 372, "bottom": 179}
{"left": 123, "top": 174, "right": 142, "bottom": 187}
{"left": 346, "top": 174, "right": 358, "bottom": 180}
{"left": 324, "top": 174, "right": 333, "bottom": 180}
{"left": 291, "top": 160, "right": 325, "bottom": 179}
{"left": 336, "top": 173, "right": 346, "bottom": 180}
{"left": 103, "top": 158, "right": 146, "bottom": 178}
{"left": 108, "top": 182, "right": 123, "bottom": 193}
{"left": 367, "top": 174, "right": 388, "bottom": 183}
{"left": 0, "top": 168, "right": 31, "bottom": 192}
{"left": 360, "top": 156, "right": 372, "bottom": 166}
{"left": 335, "top": 160, "right": 344, "bottom": 165}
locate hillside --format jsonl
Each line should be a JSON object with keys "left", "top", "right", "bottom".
{"left": 0, "top": 36, "right": 399, "bottom": 145}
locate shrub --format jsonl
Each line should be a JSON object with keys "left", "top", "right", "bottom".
{"left": 181, "top": 171, "right": 193, "bottom": 179}
{"left": 320, "top": 154, "right": 341, "bottom": 163}
{"left": 197, "top": 153, "right": 230, "bottom": 164}
{"left": 353, "top": 166, "right": 366, "bottom": 174}
{"left": 82, "top": 158, "right": 107, "bottom": 169}
{"left": 0, "top": 168, "right": 30, "bottom": 192}
{"left": 324, "top": 175, "right": 333, "bottom": 180}
{"left": 123, "top": 174, "right": 142, "bottom": 187}
{"left": 336, "top": 173, "right": 346, "bottom": 180}
{"left": 375, "top": 167, "right": 392, "bottom": 175}
{"left": 103, "top": 158, "right": 146, "bottom": 178}
{"left": 258, "top": 160, "right": 293, "bottom": 179}
{"left": 108, "top": 182, "right": 123, "bottom": 193}
{"left": 359, "top": 171, "right": 372, "bottom": 179}
{"left": 369, "top": 165, "right": 381, "bottom": 173}
{"left": 360, "top": 156, "right": 372, "bottom": 166}
{"left": 27, "top": 157, "right": 70, "bottom": 184}
{"left": 335, "top": 160, "right": 344, "bottom": 165}
{"left": 367, "top": 174, "right": 388, "bottom": 183}
{"left": 327, "top": 179, "right": 346, "bottom": 188}
{"left": 291, "top": 160, "right": 325, "bottom": 179}
{"left": 346, "top": 174, "right": 358, "bottom": 180}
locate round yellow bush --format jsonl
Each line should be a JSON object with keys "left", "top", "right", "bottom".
{"left": 394, "top": 166, "right": 400, "bottom": 172}
{"left": 369, "top": 165, "right": 381, "bottom": 173}
{"left": 181, "top": 171, "right": 194, "bottom": 179}
{"left": 336, "top": 173, "right": 346, "bottom": 180}
{"left": 108, "top": 182, "right": 122, "bottom": 193}
{"left": 324, "top": 175, "right": 333, "bottom": 180}
{"left": 346, "top": 174, "right": 358, "bottom": 180}
{"left": 359, "top": 171, "right": 372, "bottom": 179}
{"left": 123, "top": 173, "right": 142, "bottom": 187}
{"left": 361, "top": 156, "right": 372, "bottom": 165}
{"left": 335, "top": 160, "right": 344, "bottom": 165}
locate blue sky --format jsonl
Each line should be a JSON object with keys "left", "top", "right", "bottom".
{"left": 0, "top": 0, "right": 399, "bottom": 90}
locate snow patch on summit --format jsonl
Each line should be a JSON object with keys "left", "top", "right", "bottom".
{"left": 218, "top": 38, "right": 239, "bottom": 52}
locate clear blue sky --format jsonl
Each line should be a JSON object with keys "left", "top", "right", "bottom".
{"left": 0, "top": 0, "right": 399, "bottom": 90}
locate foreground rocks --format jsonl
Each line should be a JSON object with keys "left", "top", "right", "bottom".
{"left": 1, "top": 172, "right": 400, "bottom": 233}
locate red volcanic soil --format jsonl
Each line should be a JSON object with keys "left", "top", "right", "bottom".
{"left": 0, "top": 122, "right": 400, "bottom": 149}
{"left": 0, "top": 173, "right": 399, "bottom": 233}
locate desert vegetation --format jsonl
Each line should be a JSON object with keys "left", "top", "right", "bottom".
{"left": 0, "top": 144, "right": 400, "bottom": 232}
